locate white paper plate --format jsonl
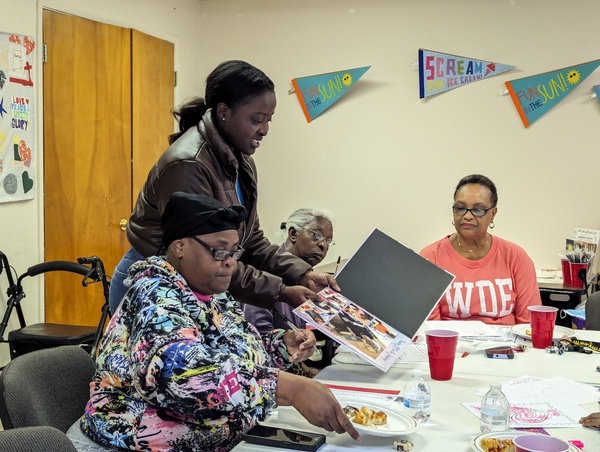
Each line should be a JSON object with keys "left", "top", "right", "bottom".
{"left": 336, "top": 397, "right": 419, "bottom": 437}
{"left": 510, "top": 324, "right": 574, "bottom": 341}
{"left": 471, "top": 431, "right": 580, "bottom": 452}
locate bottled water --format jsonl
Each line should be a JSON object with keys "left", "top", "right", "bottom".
{"left": 480, "top": 383, "right": 510, "bottom": 433}
{"left": 403, "top": 369, "right": 431, "bottom": 422}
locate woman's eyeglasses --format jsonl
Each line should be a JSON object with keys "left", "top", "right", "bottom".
{"left": 452, "top": 205, "right": 494, "bottom": 218}
{"left": 190, "top": 236, "right": 244, "bottom": 261}
{"left": 303, "top": 228, "right": 335, "bottom": 247}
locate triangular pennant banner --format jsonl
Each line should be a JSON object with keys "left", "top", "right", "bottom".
{"left": 505, "top": 59, "right": 600, "bottom": 128}
{"left": 594, "top": 85, "right": 600, "bottom": 102}
{"left": 419, "top": 49, "right": 515, "bottom": 99}
{"left": 292, "top": 66, "right": 370, "bottom": 123}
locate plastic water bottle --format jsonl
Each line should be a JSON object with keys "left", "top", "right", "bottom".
{"left": 480, "top": 383, "right": 510, "bottom": 432}
{"left": 403, "top": 369, "right": 431, "bottom": 422}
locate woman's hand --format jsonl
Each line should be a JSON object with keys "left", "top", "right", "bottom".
{"left": 299, "top": 270, "right": 341, "bottom": 293}
{"left": 283, "top": 329, "right": 317, "bottom": 363}
{"left": 276, "top": 372, "right": 361, "bottom": 441}
{"left": 279, "top": 285, "right": 318, "bottom": 308}
{"left": 579, "top": 412, "right": 600, "bottom": 428}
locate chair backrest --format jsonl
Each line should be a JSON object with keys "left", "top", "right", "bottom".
{"left": 586, "top": 291, "right": 600, "bottom": 331}
{"left": 0, "top": 345, "right": 95, "bottom": 432}
{"left": 0, "top": 426, "right": 78, "bottom": 452}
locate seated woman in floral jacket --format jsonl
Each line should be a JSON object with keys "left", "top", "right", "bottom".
{"left": 68, "top": 192, "right": 359, "bottom": 452}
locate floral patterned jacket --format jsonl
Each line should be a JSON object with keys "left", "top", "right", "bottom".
{"left": 81, "top": 256, "right": 293, "bottom": 451}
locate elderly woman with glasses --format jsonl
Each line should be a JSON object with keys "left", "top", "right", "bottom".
{"left": 69, "top": 193, "right": 358, "bottom": 452}
{"left": 420, "top": 174, "right": 541, "bottom": 325}
{"left": 244, "top": 208, "right": 335, "bottom": 336}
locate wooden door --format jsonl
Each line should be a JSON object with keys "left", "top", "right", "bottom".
{"left": 43, "top": 10, "right": 132, "bottom": 325}
{"left": 131, "top": 30, "right": 174, "bottom": 203}
{"left": 43, "top": 12, "right": 174, "bottom": 326}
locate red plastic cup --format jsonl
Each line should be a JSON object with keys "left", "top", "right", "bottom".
{"left": 528, "top": 306, "right": 558, "bottom": 349}
{"left": 569, "top": 262, "right": 588, "bottom": 289}
{"left": 425, "top": 329, "right": 459, "bottom": 380}
{"left": 513, "top": 434, "right": 569, "bottom": 452}
{"left": 560, "top": 259, "right": 571, "bottom": 285}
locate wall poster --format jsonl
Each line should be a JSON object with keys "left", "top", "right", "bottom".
{"left": 505, "top": 59, "right": 600, "bottom": 128}
{"left": 0, "top": 31, "right": 36, "bottom": 203}
{"left": 291, "top": 66, "right": 371, "bottom": 123}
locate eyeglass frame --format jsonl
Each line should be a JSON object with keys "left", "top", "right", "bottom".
{"left": 452, "top": 204, "right": 495, "bottom": 218}
{"left": 303, "top": 227, "right": 335, "bottom": 247}
{"left": 189, "top": 236, "right": 245, "bottom": 261}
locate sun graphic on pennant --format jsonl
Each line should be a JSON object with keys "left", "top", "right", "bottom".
{"left": 566, "top": 69, "right": 581, "bottom": 85}
{"left": 342, "top": 73, "right": 353, "bottom": 86}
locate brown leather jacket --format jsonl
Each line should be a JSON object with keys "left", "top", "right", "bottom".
{"left": 127, "top": 110, "right": 311, "bottom": 308}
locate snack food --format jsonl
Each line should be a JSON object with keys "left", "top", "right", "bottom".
{"left": 480, "top": 437, "right": 515, "bottom": 452}
{"left": 343, "top": 404, "right": 388, "bottom": 427}
{"left": 525, "top": 329, "right": 532, "bottom": 336}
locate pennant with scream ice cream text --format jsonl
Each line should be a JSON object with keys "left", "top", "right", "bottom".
{"left": 593, "top": 85, "right": 600, "bottom": 102}
{"left": 505, "top": 59, "right": 600, "bottom": 127}
{"left": 291, "top": 66, "right": 370, "bottom": 123}
{"left": 419, "top": 49, "right": 515, "bottom": 99}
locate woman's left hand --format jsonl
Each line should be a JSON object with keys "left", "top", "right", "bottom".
{"left": 300, "top": 270, "right": 341, "bottom": 292}
{"left": 284, "top": 329, "right": 317, "bottom": 363}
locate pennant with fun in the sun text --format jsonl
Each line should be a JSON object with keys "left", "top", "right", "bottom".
{"left": 418, "top": 49, "right": 515, "bottom": 99}
{"left": 593, "top": 85, "right": 600, "bottom": 102}
{"left": 292, "top": 66, "right": 370, "bottom": 123}
{"left": 505, "top": 59, "right": 600, "bottom": 128}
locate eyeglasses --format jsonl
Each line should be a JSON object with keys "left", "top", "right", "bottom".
{"left": 452, "top": 205, "right": 494, "bottom": 218}
{"left": 303, "top": 228, "right": 335, "bottom": 247}
{"left": 190, "top": 236, "right": 244, "bottom": 261}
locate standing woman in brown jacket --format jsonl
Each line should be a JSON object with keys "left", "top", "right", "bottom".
{"left": 109, "top": 60, "right": 337, "bottom": 313}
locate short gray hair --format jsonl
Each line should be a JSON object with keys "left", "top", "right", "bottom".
{"left": 278, "top": 208, "right": 335, "bottom": 243}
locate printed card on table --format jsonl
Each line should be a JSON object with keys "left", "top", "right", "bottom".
{"left": 462, "top": 399, "right": 588, "bottom": 428}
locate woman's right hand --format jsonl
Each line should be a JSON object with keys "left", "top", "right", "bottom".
{"left": 579, "top": 412, "right": 600, "bottom": 428}
{"left": 276, "top": 372, "right": 361, "bottom": 441}
{"left": 279, "top": 285, "right": 319, "bottom": 308}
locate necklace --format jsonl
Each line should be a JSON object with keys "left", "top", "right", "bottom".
{"left": 456, "top": 234, "right": 489, "bottom": 253}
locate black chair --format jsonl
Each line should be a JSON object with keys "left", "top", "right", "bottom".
{"left": 0, "top": 252, "right": 110, "bottom": 360}
{"left": 585, "top": 291, "right": 600, "bottom": 331}
{"left": 0, "top": 426, "right": 78, "bottom": 452}
{"left": 0, "top": 345, "right": 96, "bottom": 432}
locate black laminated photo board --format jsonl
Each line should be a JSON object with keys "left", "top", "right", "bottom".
{"left": 335, "top": 228, "right": 455, "bottom": 339}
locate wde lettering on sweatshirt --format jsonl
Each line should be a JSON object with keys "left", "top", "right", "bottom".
{"left": 420, "top": 235, "right": 541, "bottom": 325}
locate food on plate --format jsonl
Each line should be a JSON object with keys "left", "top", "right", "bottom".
{"left": 343, "top": 404, "right": 388, "bottom": 427}
{"left": 525, "top": 329, "right": 532, "bottom": 336}
{"left": 393, "top": 439, "right": 414, "bottom": 451}
{"left": 480, "top": 437, "right": 515, "bottom": 452}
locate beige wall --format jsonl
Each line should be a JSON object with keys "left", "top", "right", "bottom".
{"left": 196, "top": 0, "right": 600, "bottom": 271}
{"left": 1, "top": 0, "right": 599, "bottom": 364}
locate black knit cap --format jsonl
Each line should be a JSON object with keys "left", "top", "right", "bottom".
{"left": 161, "top": 192, "right": 248, "bottom": 247}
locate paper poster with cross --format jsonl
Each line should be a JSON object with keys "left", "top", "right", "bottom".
{"left": 0, "top": 31, "right": 36, "bottom": 203}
